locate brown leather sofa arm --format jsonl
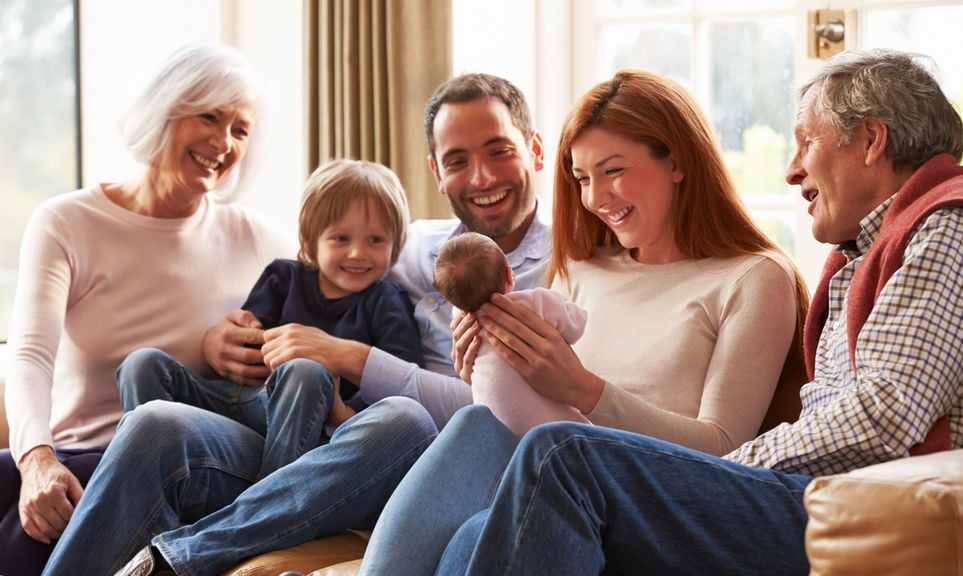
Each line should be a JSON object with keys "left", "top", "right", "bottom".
{"left": 804, "top": 449, "right": 963, "bottom": 576}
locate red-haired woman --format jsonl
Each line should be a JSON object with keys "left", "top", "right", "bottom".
{"left": 360, "top": 68, "right": 809, "bottom": 576}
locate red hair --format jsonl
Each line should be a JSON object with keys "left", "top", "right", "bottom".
{"left": 550, "top": 69, "right": 809, "bottom": 386}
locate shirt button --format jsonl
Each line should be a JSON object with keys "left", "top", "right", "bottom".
{"left": 832, "top": 321, "right": 840, "bottom": 330}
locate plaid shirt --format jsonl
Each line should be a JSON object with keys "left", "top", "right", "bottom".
{"left": 726, "top": 197, "right": 963, "bottom": 476}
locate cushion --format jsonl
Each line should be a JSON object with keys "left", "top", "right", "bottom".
{"left": 222, "top": 531, "right": 368, "bottom": 576}
{"left": 804, "top": 450, "right": 963, "bottom": 576}
{"left": 309, "top": 558, "right": 362, "bottom": 576}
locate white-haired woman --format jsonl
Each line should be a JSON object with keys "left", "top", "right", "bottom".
{"left": 0, "top": 42, "right": 291, "bottom": 575}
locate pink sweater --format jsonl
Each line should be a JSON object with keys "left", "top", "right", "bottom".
{"left": 470, "top": 287, "right": 589, "bottom": 436}
{"left": 5, "top": 186, "right": 292, "bottom": 461}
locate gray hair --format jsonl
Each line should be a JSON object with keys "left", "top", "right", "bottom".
{"left": 119, "top": 42, "right": 267, "bottom": 199}
{"left": 799, "top": 48, "right": 963, "bottom": 169}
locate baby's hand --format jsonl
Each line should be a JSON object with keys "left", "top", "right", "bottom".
{"left": 326, "top": 375, "right": 357, "bottom": 426}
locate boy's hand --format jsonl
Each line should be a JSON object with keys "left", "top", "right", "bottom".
{"left": 326, "top": 376, "right": 357, "bottom": 427}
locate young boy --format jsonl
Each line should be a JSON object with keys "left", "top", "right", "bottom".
{"left": 117, "top": 159, "right": 422, "bottom": 478}
{"left": 434, "top": 232, "right": 588, "bottom": 436}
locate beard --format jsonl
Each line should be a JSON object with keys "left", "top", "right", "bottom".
{"left": 448, "top": 173, "right": 536, "bottom": 241}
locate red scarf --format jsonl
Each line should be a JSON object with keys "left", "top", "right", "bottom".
{"left": 803, "top": 154, "right": 963, "bottom": 456}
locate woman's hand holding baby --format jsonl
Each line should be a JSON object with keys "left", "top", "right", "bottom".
{"left": 450, "top": 310, "right": 482, "bottom": 385}
{"left": 478, "top": 293, "right": 604, "bottom": 414}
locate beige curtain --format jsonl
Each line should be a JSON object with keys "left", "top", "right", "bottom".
{"left": 306, "top": 0, "right": 453, "bottom": 219}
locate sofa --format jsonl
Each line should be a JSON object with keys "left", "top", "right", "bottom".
{"left": 2, "top": 378, "right": 961, "bottom": 575}
{"left": 234, "top": 450, "right": 963, "bottom": 576}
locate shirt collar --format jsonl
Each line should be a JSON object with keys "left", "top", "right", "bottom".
{"left": 837, "top": 194, "right": 895, "bottom": 260}
{"left": 430, "top": 201, "right": 552, "bottom": 268}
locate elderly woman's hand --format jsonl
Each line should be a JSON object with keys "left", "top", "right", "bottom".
{"left": 478, "top": 293, "right": 605, "bottom": 414}
{"left": 450, "top": 309, "right": 482, "bottom": 385}
{"left": 17, "top": 447, "right": 83, "bottom": 544}
{"left": 203, "top": 309, "right": 271, "bottom": 386}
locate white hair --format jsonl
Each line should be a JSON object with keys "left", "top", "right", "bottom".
{"left": 119, "top": 42, "right": 269, "bottom": 200}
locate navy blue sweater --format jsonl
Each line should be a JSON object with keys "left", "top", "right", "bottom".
{"left": 242, "top": 258, "right": 423, "bottom": 401}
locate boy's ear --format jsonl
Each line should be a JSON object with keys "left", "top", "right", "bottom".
{"left": 505, "top": 262, "right": 516, "bottom": 292}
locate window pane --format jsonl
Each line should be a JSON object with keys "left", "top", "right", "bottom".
{"left": 864, "top": 6, "right": 963, "bottom": 111}
{"left": 702, "top": 16, "right": 796, "bottom": 256}
{"left": 752, "top": 211, "right": 797, "bottom": 255}
{"left": 598, "top": 23, "right": 692, "bottom": 87}
{"left": 597, "top": 0, "right": 692, "bottom": 17}
{"left": 0, "top": 0, "right": 79, "bottom": 341}
{"left": 695, "top": 0, "right": 794, "bottom": 13}
{"left": 702, "top": 16, "right": 794, "bottom": 197}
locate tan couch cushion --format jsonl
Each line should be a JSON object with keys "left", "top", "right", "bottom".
{"left": 309, "top": 558, "right": 362, "bottom": 576}
{"left": 222, "top": 531, "right": 368, "bottom": 576}
{"left": 804, "top": 450, "right": 963, "bottom": 576}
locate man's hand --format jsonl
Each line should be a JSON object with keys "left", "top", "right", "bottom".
{"left": 17, "top": 446, "right": 83, "bottom": 544}
{"left": 203, "top": 309, "right": 270, "bottom": 386}
{"left": 262, "top": 323, "right": 370, "bottom": 383}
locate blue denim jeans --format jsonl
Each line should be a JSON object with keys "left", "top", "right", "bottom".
{"left": 361, "top": 405, "right": 520, "bottom": 576}
{"left": 363, "top": 407, "right": 813, "bottom": 575}
{"left": 117, "top": 348, "right": 336, "bottom": 479}
{"left": 41, "top": 396, "right": 437, "bottom": 576}
{"left": 438, "top": 420, "right": 814, "bottom": 576}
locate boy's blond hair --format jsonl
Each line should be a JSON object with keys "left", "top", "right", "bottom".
{"left": 298, "top": 159, "right": 410, "bottom": 268}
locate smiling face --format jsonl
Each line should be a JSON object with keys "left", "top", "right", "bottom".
{"left": 428, "top": 98, "right": 542, "bottom": 253}
{"left": 786, "top": 88, "right": 882, "bottom": 244}
{"left": 162, "top": 95, "right": 256, "bottom": 201}
{"left": 570, "top": 127, "right": 684, "bottom": 263}
{"left": 314, "top": 198, "right": 394, "bottom": 299}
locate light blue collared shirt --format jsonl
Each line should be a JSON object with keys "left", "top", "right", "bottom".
{"left": 360, "top": 204, "right": 552, "bottom": 429}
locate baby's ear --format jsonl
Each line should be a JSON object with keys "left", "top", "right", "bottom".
{"left": 505, "top": 263, "right": 516, "bottom": 292}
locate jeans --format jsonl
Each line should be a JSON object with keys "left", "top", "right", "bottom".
{"left": 361, "top": 405, "right": 520, "bottom": 576}
{"left": 437, "top": 421, "right": 815, "bottom": 576}
{"left": 117, "top": 348, "right": 336, "bottom": 479}
{"left": 42, "top": 396, "right": 437, "bottom": 576}
{"left": 0, "top": 447, "right": 105, "bottom": 576}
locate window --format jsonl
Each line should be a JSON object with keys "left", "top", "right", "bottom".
{"left": 0, "top": 1, "right": 304, "bottom": 347}
{"left": 0, "top": 0, "right": 80, "bottom": 342}
{"left": 577, "top": 0, "right": 963, "bottom": 286}
{"left": 456, "top": 0, "right": 963, "bottom": 288}
{"left": 576, "top": 0, "right": 800, "bottom": 257}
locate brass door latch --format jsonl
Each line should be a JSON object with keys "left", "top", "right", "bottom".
{"left": 808, "top": 9, "right": 848, "bottom": 59}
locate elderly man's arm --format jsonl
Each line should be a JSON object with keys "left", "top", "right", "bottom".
{"left": 727, "top": 208, "right": 963, "bottom": 476}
